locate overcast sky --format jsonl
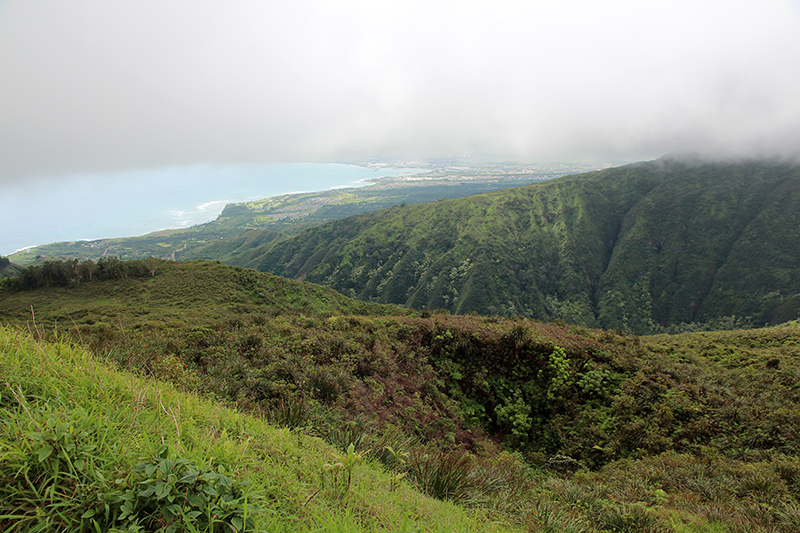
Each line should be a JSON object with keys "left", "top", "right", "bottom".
{"left": 2, "top": 0, "right": 800, "bottom": 184}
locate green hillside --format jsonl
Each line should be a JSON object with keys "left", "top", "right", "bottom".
{"left": 248, "top": 156, "right": 800, "bottom": 333}
{"left": 0, "top": 255, "right": 23, "bottom": 279}
{"left": 9, "top": 161, "right": 584, "bottom": 266}
{"left": 0, "top": 326, "right": 518, "bottom": 532}
{"left": 0, "top": 258, "right": 404, "bottom": 326}
{"left": 3, "top": 259, "right": 800, "bottom": 531}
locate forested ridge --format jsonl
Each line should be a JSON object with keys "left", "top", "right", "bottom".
{"left": 246, "top": 156, "right": 800, "bottom": 333}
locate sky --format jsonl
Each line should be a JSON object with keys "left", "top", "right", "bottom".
{"left": 2, "top": 0, "right": 800, "bottom": 185}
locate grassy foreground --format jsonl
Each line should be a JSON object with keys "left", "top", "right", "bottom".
{"left": 4, "top": 260, "right": 800, "bottom": 532}
{"left": 0, "top": 326, "right": 517, "bottom": 532}
{"left": 6, "top": 328, "right": 800, "bottom": 532}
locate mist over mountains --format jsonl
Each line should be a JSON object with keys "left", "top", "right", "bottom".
{"left": 4, "top": 2, "right": 800, "bottom": 530}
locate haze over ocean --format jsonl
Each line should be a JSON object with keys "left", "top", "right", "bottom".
{"left": 1, "top": 163, "right": 421, "bottom": 256}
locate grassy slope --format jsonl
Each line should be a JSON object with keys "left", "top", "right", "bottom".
{"left": 0, "top": 260, "right": 405, "bottom": 327}
{"left": 0, "top": 326, "right": 517, "bottom": 532}
{"left": 0, "top": 256, "right": 23, "bottom": 279}
{"left": 251, "top": 157, "right": 800, "bottom": 332}
{"left": 3, "top": 261, "right": 800, "bottom": 531}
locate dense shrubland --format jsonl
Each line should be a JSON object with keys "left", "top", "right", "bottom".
{"left": 62, "top": 309, "right": 800, "bottom": 469}
{"left": 3, "top": 259, "right": 800, "bottom": 531}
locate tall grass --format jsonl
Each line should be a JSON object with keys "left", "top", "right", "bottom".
{"left": 0, "top": 327, "right": 519, "bottom": 533}
{"left": 408, "top": 451, "right": 474, "bottom": 503}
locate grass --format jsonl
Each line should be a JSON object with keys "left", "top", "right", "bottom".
{"left": 0, "top": 326, "right": 519, "bottom": 532}
{"left": 3, "top": 260, "right": 800, "bottom": 531}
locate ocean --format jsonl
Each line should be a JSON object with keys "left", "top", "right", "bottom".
{"left": 1, "top": 163, "right": 423, "bottom": 256}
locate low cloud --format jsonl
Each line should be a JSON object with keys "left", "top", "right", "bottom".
{"left": 1, "top": 0, "right": 799, "bottom": 184}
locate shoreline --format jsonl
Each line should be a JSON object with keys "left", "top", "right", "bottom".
{"left": 6, "top": 161, "right": 600, "bottom": 261}
{"left": 1, "top": 163, "right": 428, "bottom": 256}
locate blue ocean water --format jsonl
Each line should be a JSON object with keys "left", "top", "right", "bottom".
{"left": 1, "top": 163, "right": 423, "bottom": 256}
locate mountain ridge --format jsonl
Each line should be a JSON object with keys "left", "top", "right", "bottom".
{"left": 244, "top": 157, "right": 800, "bottom": 332}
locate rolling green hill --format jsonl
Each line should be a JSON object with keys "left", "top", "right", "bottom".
{"left": 247, "top": 156, "right": 800, "bottom": 333}
{"left": 0, "top": 258, "right": 404, "bottom": 326}
{"left": 3, "top": 259, "right": 800, "bottom": 531}
{"left": 0, "top": 255, "right": 23, "bottom": 279}
{"left": 0, "top": 326, "right": 519, "bottom": 533}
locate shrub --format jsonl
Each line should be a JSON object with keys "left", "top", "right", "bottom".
{"left": 408, "top": 450, "right": 474, "bottom": 503}
{"left": 107, "top": 445, "right": 258, "bottom": 532}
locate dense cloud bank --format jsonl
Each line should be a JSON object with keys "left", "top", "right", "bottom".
{"left": 1, "top": 1, "right": 799, "bottom": 183}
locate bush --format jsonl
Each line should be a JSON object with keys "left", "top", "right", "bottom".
{"left": 108, "top": 445, "right": 257, "bottom": 532}
{"left": 0, "top": 403, "right": 258, "bottom": 533}
{"left": 408, "top": 450, "right": 475, "bottom": 503}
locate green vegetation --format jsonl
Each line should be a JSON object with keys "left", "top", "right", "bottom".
{"left": 14, "top": 157, "right": 798, "bottom": 334}
{"left": 0, "top": 255, "right": 23, "bottom": 279}
{"left": 3, "top": 259, "right": 800, "bottom": 531}
{"left": 249, "top": 156, "right": 800, "bottom": 332}
{"left": 0, "top": 259, "right": 404, "bottom": 326}
{"left": 10, "top": 162, "right": 583, "bottom": 266}
{"left": 0, "top": 326, "right": 516, "bottom": 532}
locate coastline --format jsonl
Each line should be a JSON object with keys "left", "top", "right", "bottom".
{"left": 1, "top": 163, "right": 427, "bottom": 256}
{"left": 6, "top": 160, "right": 598, "bottom": 262}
